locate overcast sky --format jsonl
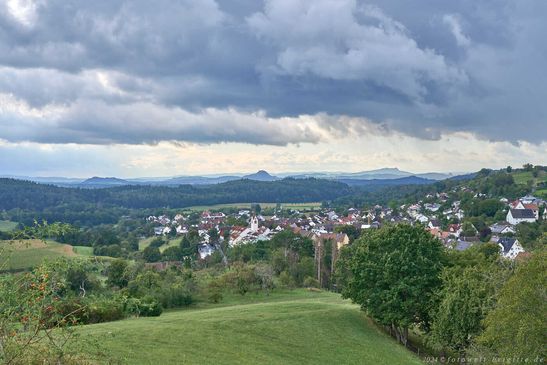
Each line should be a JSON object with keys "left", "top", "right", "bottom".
{"left": 1, "top": 0, "right": 546, "bottom": 177}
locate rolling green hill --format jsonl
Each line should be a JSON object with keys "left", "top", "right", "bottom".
{"left": 78, "top": 290, "right": 422, "bottom": 365}
{"left": 0, "top": 239, "right": 83, "bottom": 271}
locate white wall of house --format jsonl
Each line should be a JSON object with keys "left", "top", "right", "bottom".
{"left": 499, "top": 241, "right": 525, "bottom": 260}
{"left": 506, "top": 211, "right": 536, "bottom": 225}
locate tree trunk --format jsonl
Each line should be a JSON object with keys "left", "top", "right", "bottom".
{"left": 401, "top": 327, "right": 408, "bottom": 347}
{"left": 79, "top": 280, "right": 86, "bottom": 297}
{"left": 390, "top": 324, "right": 408, "bottom": 347}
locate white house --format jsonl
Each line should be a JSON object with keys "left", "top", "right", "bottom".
{"left": 415, "top": 214, "right": 429, "bottom": 224}
{"left": 497, "top": 237, "right": 525, "bottom": 260}
{"left": 154, "top": 226, "right": 171, "bottom": 236}
{"left": 506, "top": 209, "right": 536, "bottom": 225}
{"left": 198, "top": 244, "right": 215, "bottom": 259}
{"left": 425, "top": 203, "right": 441, "bottom": 212}
{"left": 176, "top": 225, "right": 188, "bottom": 235}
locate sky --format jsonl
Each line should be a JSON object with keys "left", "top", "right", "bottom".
{"left": 0, "top": 0, "right": 546, "bottom": 177}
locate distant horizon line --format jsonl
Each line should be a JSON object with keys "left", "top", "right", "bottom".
{"left": 0, "top": 167, "right": 478, "bottom": 181}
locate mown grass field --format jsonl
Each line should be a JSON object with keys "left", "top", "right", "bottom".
{"left": 78, "top": 290, "right": 422, "bottom": 365}
{"left": 72, "top": 245, "right": 94, "bottom": 256}
{"left": 138, "top": 237, "right": 180, "bottom": 252}
{"left": 182, "top": 202, "right": 322, "bottom": 212}
{"left": 0, "top": 220, "right": 18, "bottom": 232}
{"left": 0, "top": 239, "right": 81, "bottom": 271}
{"left": 512, "top": 170, "right": 547, "bottom": 186}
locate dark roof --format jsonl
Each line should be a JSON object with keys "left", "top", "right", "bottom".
{"left": 498, "top": 237, "right": 516, "bottom": 253}
{"left": 490, "top": 222, "right": 511, "bottom": 233}
{"left": 429, "top": 219, "right": 441, "bottom": 226}
{"left": 455, "top": 241, "right": 472, "bottom": 251}
{"left": 509, "top": 209, "right": 535, "bottom": 219}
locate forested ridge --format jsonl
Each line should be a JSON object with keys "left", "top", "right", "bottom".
{"left": 0, "top": 177, "right": 350, "bottom": 210}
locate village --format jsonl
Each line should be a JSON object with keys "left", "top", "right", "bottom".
{"left": 145, "top": 189, "right": 546, "bottom": 265}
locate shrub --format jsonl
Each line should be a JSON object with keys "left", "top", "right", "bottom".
{"left": 140, "top": 296, "right": 163, "bottom": 317}
{"left": 303, "top": 276, "right": 320, "bottom": 288}
{"left": 85, "top": 297, "right": 125, "bottom": 324}
{"left": 207, "top": 280, "right": 224, "bottom": 303}
{"left": 56, "top": 296, "right": 124, "bottom": 325}
{"left": 125, "top": 295, "right": 162, "bottom": 317}
{"left": 279, "top": 271, "right": 296, "bottom": 288}
{"left": 158, "top": 286, "right": 193, "bottom": 308}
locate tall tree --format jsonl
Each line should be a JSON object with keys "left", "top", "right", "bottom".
{"left": 428, "top": 264, "right": 506, "bottom": 355}
{"left": 341, "top": 224, "right": 445, "bottom": 346}
{"left": 478, "top": 252, "right": 546, "bottom": 360}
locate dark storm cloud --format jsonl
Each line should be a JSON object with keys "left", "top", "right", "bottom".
{"left": 0, "top": 0, "right": 545, "bottom": 145}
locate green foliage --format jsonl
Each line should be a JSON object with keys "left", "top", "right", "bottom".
{"left": 0, "top": 178, "right": 350, "bottom": 227}
{"left": 0, "top": 260, "right": 104, "bottom": 363}
{"left": 475, "top": 199, "right": 504, "bottom": 217}
{"left": 341, "top": 224, "right": 445, "bottom": 344}
{"left": 161, "top": 245, "right": 183, "bottom": 261}
{"left": 516, "top": 221, "right": 547, "bottom": 251}
{"left": 66, "top": 296, "right": 125, "bottom": 324}
{"left": 303, "top": 276, "right": 320, "bottom": 288}
{"left": 124, "top": 268, "right": 196, "bottom": 311}
{"left": 279, "top": 270, "right": 296, "bottom": 288}
{"left": 125, "top": 296, "right": 163, "bottom": 317}
{"left": 478, "top": 252, "right": 546, "bottom": 361}
{"left": 149, "top": 236, "right": 166, "bottom": 248}
{"left": 269, "top": 230, "right": 314, "bottom": 257}
{"left": 207, "top": 279, "right": 224, "bottom": 303}
{"left": 107, "top": 259, "right": 129, "bottom": 288}
{"left": 446, "top": 243, "right": 501, "bottom": 269}
{"left": 334, "top": 224, "right": 361, "bottom": 241}
{"left": 142, "top": 246, "right": 161, "bottom": 263}
{"left": 428, "top": 262, "right": 508, "bottom": 353}
{"left": 461, "top": 221, "right": 477, "bottom": 237}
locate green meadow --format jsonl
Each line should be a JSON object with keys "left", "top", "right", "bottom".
{"left": 512, "top": 170, "right": 547, "bottom": 186}
{"left": 78, "top": 290, "right": 422, "bottom": 365}
{"left": 138, "top": 237, "right": 181, "bottom": 252}
{"left": 0, "top": 239, "right": 77, "bottom": 271}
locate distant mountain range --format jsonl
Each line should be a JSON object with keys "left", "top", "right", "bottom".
{"left": 286, "top": 168, "right": 455, "bottom": 181}
{"left": 338, "top": 176, "right": 435, "bottom": 187}
{"left": 1, "top": 168, "right": 462, "bottom": 188}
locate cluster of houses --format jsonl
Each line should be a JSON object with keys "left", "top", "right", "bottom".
{"left": 422, "top": 194, "right": 545, "bottom": 260}
{"left": 145, "top": 192, "right": 545, "bottom": 263}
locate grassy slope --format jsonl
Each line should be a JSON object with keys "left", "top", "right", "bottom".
{"left": 72, "top": 245, "right": 94, "bottom": 256}
{"left": 138, "top": 237, "right": 180, "bottom": 252}
{"left": 0, "top": 239, "right": 78, "bottom": 271}
{"left": 78, "top": 290, "right": 422, "bottom": 365}
{"left": 512, "top": 170, "right": 547, "bottom": 199}
{"left": 512, "top": 170, "right": 547, "bottom": 186}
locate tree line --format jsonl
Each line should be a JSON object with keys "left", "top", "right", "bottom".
{"left": 337, "top": 224, "right": 545, "bottom": 362}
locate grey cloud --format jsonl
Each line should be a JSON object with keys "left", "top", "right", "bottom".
{"left": 0, "top": 98, "right": 336, "bottom": 145}
{"left": 0, "top": 0, "right": 545, "bottom": 145}
{"left": 247, "top": 0, "right": 467, "bottom": 101}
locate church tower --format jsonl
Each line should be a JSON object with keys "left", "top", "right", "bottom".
{"left": 250, "top": 216, "right": 259, "bottom": 232}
